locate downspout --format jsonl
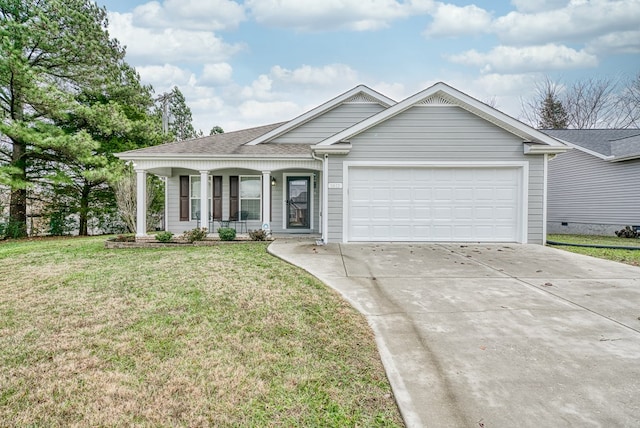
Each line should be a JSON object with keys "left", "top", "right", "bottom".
{"left": 311, "top": 151, "right": 328, "bottom": 244}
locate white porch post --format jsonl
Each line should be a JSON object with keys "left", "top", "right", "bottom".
{"left": 322, "top": 154, "right": 329, "bottom": 243}
{"left": 262, "top": 171, "right": 271, "bottom": 232}
{"left": 199, "top": 170, "right": 209, "bottom": 231}
{"left": 135, "top": 169, "right": 147, "bottom": 237}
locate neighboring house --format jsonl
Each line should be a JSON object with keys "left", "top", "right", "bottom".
{"left": 116, "top": 82, "right": 567, "bottom": 244}
{"left": 543, "top": 129, "right": 640, "bottom": 235}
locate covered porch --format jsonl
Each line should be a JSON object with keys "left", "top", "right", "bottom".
{"left": 133, "top": 158, "right": 323, "bottom": 239}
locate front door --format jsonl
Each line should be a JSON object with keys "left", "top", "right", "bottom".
{"left": 286, "top": 176, "right": 310, "bottom": 229}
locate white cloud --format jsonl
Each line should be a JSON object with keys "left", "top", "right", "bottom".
{"left": 271, "top": 64, "right": 359, "bottom": 86}
{"left": 369, "top": 81, "right": 406, "bottom": 101}
{"left": 107, "top": 12, "right": 244, "bottom": 64}
{"left": 136, "top": 64, "right": 195, "bottom": 89}
{"left": 246, "top": 0, "right": 434, "bottom": 31}
{"left": 200, "top": 63, "right": 234, "bottom": 86}
{"left": 587, "top": 30, "right": 640, "bottom": 54}
{"left": 131, "top": 0, "right": 246, "bottom": 31}
{"left": 492, "top": 0, "right": 640, "bottom": 46}
{"left": 510, "top": 0, "right": 569, "bottom": 13}
{"left": 448, "top": 44, "right": 598, "bottom": 74}
{"left": 240, "top": 75, "right": 275, "bottom": 100}
{"left": 424, "top": 3, "right": 492, "bottom": 37}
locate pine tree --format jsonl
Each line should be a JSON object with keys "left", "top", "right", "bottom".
{"left": 538, "top": 92, "right": 568, "bottom": 129}
{"left": 168, "top": 87, "right": 201, "bottom": 140}
{"left": 0, "top": 0, "right": 127, "bottom": 237}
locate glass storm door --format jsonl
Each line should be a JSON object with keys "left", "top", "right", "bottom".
{"left": 286, "top": 176, "right": 310, "bottom": 229}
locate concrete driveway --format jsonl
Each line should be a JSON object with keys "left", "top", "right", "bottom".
{"left": 268, "top": 241, "right": 640, "bottom": 428}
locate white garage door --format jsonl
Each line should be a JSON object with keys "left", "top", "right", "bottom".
{"left": 348, "top": 167, "right": 522, "bottom": 242}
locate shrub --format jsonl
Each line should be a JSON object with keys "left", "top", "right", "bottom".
{"left": 218, "top": 227, "right": 236, "bottom": 241}
{"left": 4, "top": 221, "right": 26, "bottom": 239}
{"left": 183, "top": 227, "right": 208, "bottom": 243}
{"left": 248, "top": 229, "right": 268, "bottom": 241}
{"left": 155, "top": 231, "right": 174, "bottom": 243}
{"left": 615, "top": 226, "right": 639, "bottom": 238}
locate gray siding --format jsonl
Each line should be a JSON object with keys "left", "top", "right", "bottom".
{"left": 272, "top": 103, "right": 385, "bottom": 144}
{"left": 166, "top": 168, "right": 320, "bottom": 235}
{"left": 326, "top": 105, "right": 546, "bottom": 244}
{"left": 548, "top": 149, "right": 640, "bottom": 231}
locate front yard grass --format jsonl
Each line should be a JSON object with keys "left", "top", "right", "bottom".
{"left": 0, "top": 237, "right": 403, "bottom": 427}
{"left": 548, "top": 234, "right": 640, "bottom": 266}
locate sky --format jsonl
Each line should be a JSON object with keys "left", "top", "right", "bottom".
{"left": 97, "top": 0, "right": 640, "bottom": 133}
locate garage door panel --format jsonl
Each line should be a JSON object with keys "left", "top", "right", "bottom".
{"left": 348, "top": 167, "right": 521, "bottom": 242}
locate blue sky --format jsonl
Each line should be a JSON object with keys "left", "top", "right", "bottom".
{"left": 97, "top": 0, "right": 640, "bottom": 133}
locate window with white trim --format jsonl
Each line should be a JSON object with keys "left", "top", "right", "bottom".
{"left": 239, "top": 176, "right": 261, "bottom": 220}
{"left": 190, "top": 176, "right": 212, "bottom": 221}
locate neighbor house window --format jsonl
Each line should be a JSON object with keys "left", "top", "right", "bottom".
{"left": 239, "top": 176, "right": 261, "bottom": 220}
{"left": 190, "top": 176, "right": 212, "bottom": 221}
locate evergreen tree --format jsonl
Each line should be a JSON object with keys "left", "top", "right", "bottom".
{"left": 168, "top": 86, "right": 201, "bottom": 140}
{"left": 210, "top": 126, "right": 224, "bottom": 135}
{"left": 538, "top": 92, "right": 568, "bottom": 129}
{"left": 0, "top": 0, "right": 127, "bottom": 237}
{"left": 50, "top": 64, "right": 165, "bottom": 235}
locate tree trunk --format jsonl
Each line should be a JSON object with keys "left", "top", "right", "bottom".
{"left": 9, "top": 140, "right": 28, "bottom": 238}
{"left": 78, "top": 183, "right": 91, "bottom": 236}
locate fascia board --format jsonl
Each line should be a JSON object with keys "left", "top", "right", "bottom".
{"left": 523, "top": 143, "right": 571, "bottom": 155}
{"left": 245, "top": 85, "right": 396, "bottom": 146}
{"left": 115, "top": 153, "right": 313, "bottom": 161}
{"left": 310, "top": 143, "right": 352, "bottom": 155}
{"left": 317, "top": 82, "right": 567, "bottom": 148}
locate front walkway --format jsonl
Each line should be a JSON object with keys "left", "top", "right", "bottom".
{"left": 269, "top": 240, "right": 640, "bottom": 428}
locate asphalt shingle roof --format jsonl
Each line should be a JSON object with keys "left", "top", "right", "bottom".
{"left": 541, "top": 129, "right": 640, "bottom": 159}
{"left": 118, "top": 122, "right": 313, "bottom": 158}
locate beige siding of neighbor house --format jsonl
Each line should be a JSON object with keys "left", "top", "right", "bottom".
{"left": 326, "top": 105, "right": 546, "bottom": 244}
{"left": 272, "top": 103, "right": 386, "bottom": 144}
{"left": 548, "top": 149, "right": 640, "bottom": 234}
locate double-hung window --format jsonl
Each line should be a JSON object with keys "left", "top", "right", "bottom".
{"left": 190, "top": 176, "right": 212, "bottom": 221}
{"left": 239, "top": 176, "right": 261, "bottom": 220}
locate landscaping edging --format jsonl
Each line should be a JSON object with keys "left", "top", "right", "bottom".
{"left": 105, "top": 237, "right": 271, "bottom": 249}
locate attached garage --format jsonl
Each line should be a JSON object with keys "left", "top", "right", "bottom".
{"left": 346, "top": 164, "right": 526, "bottom": 242}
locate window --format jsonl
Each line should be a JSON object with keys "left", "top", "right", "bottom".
{"left": 190, "top": 176, "right": 212, "bottom": 221}
{"left": 239, "top": 176, "right": 261, "bottom": 220}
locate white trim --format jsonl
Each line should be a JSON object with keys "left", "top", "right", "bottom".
{"left": 246, "top": 85, "right": 396, "bottom": 146}
{"left": 199, "top": 171, "right": 209, "bottom": 229}
{"left": 135, "top": 169, "right": 147, "bottom": 237}
{"left": 123, "top": 158, "right": 321, "bottom": 174}
{"left": 282, "top": 173, "right": 315, "bottom": 231}
{"left": 322, "top": 155, "right": 329, "bottom": 243}
{"left": 261, "top": 171, "right": 271, "bottom": 230}
{"left": 318, "top": 82, "right": 566, "bottom": 148}
{"left": 342, "top": 161, "right": 529, "bottom": 244}
{"left": 523, "top": 143, "right": 570, "bottom": 155}
{"left": 543, "top": 154, "right": 548, "bottom": 245}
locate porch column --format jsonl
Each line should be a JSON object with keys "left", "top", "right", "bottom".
{"left": 199, "top": 170, "right": 209, "bottom": 231}
{"left": 262, "top": 171, "right": 271, "bottom": 232}
{"left": 135, "top": 168, "right": 147, "bottom": 237}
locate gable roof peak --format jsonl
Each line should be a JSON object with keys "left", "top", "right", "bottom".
{"left": 245, "top": 84, "right": 396, "bottom": 146}
{"left": 316, "top": 81, "right": 565, "bottom": 148}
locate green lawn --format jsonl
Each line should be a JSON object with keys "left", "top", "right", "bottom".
{"left": 548, "top": 234, "right": 640, "bottom": 266}
{"left": 0, "top": 237, "right": 403, "bottom": 427}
